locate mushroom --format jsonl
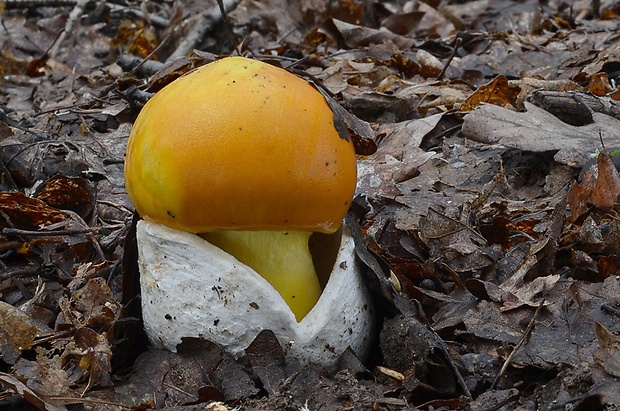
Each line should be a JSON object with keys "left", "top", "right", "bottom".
{"left": 124, "top": 56, "right": 373, "bottom": 367}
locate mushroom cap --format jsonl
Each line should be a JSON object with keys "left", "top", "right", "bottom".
{"left": 124, "top": 56, "right": 357, "bottom": 234}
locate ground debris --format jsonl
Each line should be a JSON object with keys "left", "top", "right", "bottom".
{"left": 3, "top": 0, "right": 620, "bottom": 410}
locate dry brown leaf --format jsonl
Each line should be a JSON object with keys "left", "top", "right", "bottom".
{"left": 462, "top": 102, "right": 620, "bottom": 167}
{"left": 594, "top": 321, "right": 620, "bottom": 378}
{"left": 0, "top": 192, "right": 67, "bottom": 235}
{"left": 460, "top": 75, "right": 517, "bottom": 112}
{"left": 69, "top": 277, "right": 122, "bottom": 331}
{"left": 34, "top": 176, "right": 96, "bottom": 221}
{"left": 569, "top": 153, "right": 620, "bottom": 220}
{"left": 73, "top": 327, "right": 113, "bottom": 390}
{"left": 14, "top": 355, "right": 73, "bottom": 397}
{"left": 382, "top": 11, "right": 425, "bottom": 35}
{"left": 0, "top": 301, "right": 37, "bottom": 359}
{"left": 0, "top": 372, "right": 68, "bottom": 411}
{"left": 589, "top": 72, "right": 614, "bottom": 97}
{"left": 416, "top": 49, "right": 443, "bottom": 78}
{"left": 320, "top": 18, "right": 416, "bottom": 50}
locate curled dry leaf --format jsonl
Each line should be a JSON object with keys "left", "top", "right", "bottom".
{"left": 595, "top": 321, "right": 620, "bottom": 378}
{"left": 319, "top": 18, "right": 416, "bottom": 50}
{"left": 0, "top": 372, "right": 68, "bottom": 411}
{"left": 0, "top": 301, "right": 37, "bottom": 363}
{"left": 459, "top": 75, "right": 517, "bottom": 112}
{"left": 34, "top": 175, "right": 96, "bottom": 221}
{"left": 0, "top": 192, "right": 67, "bottom": 237}
{"left": 462, "top": 102, "right": 620, "bottom": 167}
{"left": 416, "top": 49, "right": 443, "bottom": 78}
{"left": 569, "top": 152, "right": 620, "bottom": 221}
{"left": 71, "top": 327, "right": 113, "bottom": 390}
{"left": 13, "top": 356, "right": 72, "bottom": 398}
{"left": 589, "top": 73, "right": 614, "bottom": 96}
{"left": 65, "top": 277, "right": 122, "bottom": 331}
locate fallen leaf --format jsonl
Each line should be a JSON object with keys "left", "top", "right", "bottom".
{"left": 245, "top": 330, "right": 289, "bottom": 395}
{"left": 68, "top": 277, "right": 122, "bottom": 331}
{"left": 0, "top": 372, "right": 68, "bottom": 411}
{"left": 568, "top": 152, "right": 620, "bottom": 220}
{"left": 0, "top": 301, "right": 37, "bottom": 351}
{"left": 462, "top": 102, "right": 620, "bottom": 167}
{"left": 589, "top": 72, "right": 613, "bottom": 96}
{"left": 594, "top": 321, "right": 620, "bottom": 378}
{"left": 460, "top": 75, "right": 517, "bottom": 111}
{"left": 13, "top": 356, "right": 73, "bottom": 397}
{"left": 320, "top": 18, "right": 416, "bottom": 50}
{"left": 34, "top": 176, "right": 96, "bottom": 221}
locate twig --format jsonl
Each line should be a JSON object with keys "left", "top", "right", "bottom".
{"left": 127, "top": 32, "right": 172, "bottom": 76}
{"left": 601, "top": 303, "right": 620, "bottom": 318}
{"left": 0, "top": 264, "right": 42, "bottom": 282}
{"left": 490, "top": 300, "right": 544, "bottom": 389}
{"left": 217, "top": 0, "right": 240, "bottom": 55}
{"left": 547, "top": 393, "right": 600, "bottom": 410}
{"left": 2, "top": 226, "right": 114, "bottom": 237}
{"left": 1, "top": 0, "right": 76, "bottom": 9}
{"left": 0, "top": 109, "right": 48, "bottom": 139}
{"left": 166, "top": 0, "right": 243, "bottom": 62}
{"left": 63, "top": 209, "right": 107, "bottom": 262}
{"left": 116, "top": 5, "right": 170, "bottom": 28}
{"left": 49, "top": 0, "right": 89, "bottom": 58}
{"left": 436, "top": 36, "right": 462, "bottom": 81}
{"left": 50, "top": 396, "right": 133, "bottom": 409}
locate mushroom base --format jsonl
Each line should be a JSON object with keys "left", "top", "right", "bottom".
{"left": 136, "top": 220, "right": 374, "bottom": 370}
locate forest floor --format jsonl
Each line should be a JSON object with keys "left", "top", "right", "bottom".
{"left": 2, "top": 0, "right": 620, "bottom": 410}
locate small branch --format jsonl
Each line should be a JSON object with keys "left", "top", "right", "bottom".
{"left": 436, "top": 36, "right": 462, "bottom": 81}
{"left": 49, "top": 0, "right": 89, "bottom": 58}
{"left": 601, "top": 303, "right": 620, "bottom": 318}
{"left": 50, "top": 396, "right": 133, "bottom": 409}
{"left": 3, "top": 227, "right": 101, "bottom": 237}
{"left": 1, "top": 0, "right": 76, "bottom": 9}
{"left": 217, "top": 0, "right": 240, "bottom": 55}
{"left": 490, "top": 301, "right": 544, "bottom": 390}
{"left": 166, "top": 0, "right": 243, "bottom": 62}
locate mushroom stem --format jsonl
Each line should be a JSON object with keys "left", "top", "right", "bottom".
{"left": 200, "top": 230, "right": 322, "bottom": 321}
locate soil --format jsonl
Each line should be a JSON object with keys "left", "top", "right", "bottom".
{"left": 2, "top": 1, "right": 620, "bottom": 410}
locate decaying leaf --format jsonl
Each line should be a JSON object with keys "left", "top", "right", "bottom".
{"left": 63, "top": 277, "right": 122, "bottom": 330}
{"left": 460, "top": 75, "right": 517, "bottom": 111}
{"left": 569, "top": 152, "right": 620, "bottom": 221}
{"left": 462, "top": 102, "right": 620, "bottom": 167}
{"left": 34, "top": 175, "right": 96, "bottom": 221}
{"left": 418, "top": 208, "right": 493, "bottom": 274}
{"left": 0, "top": 301, "right": 37, "bottom": 363}
{"left": 67, "top": 327, "right": 113, "bottom": 391}
{"left": 595, "top": 321, "right": 620, "bottom": 378}
{"left": 0, "top": 192, "right": 67, "bottom": 236}
{"left": 320, "top": 18, "right": 416, "bottom": 50}
{"left": 13, "top": 355, "right": 73, "bottom": 397}
{"left": 245, "top": 330, "right": 288, "bottom": 395}
{"left": 0, "top": 372, "right": 68, "bottom": 411}
{"left": 176, "top": 338, "right": 260, "bottom": 402}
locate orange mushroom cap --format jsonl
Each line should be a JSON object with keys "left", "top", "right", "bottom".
{"left": 124, "top": 56, "right": 357, "bottom": 234}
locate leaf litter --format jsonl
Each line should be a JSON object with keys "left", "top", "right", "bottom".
{"left": 2, "top": 0, "right": 620, "bottom": 410}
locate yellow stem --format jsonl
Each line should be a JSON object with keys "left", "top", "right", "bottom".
{"left": 200, "top": 230, "right": 322, "bottom": 321}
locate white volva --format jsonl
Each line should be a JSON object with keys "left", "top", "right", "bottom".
{"left": 137, "top": 220, "right": 374, "bottom": 370}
